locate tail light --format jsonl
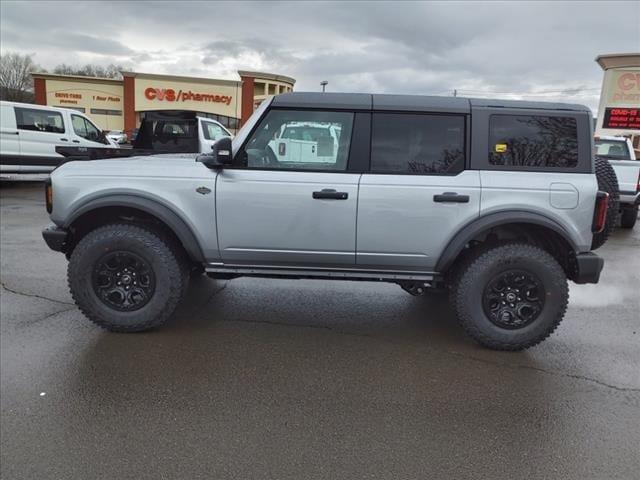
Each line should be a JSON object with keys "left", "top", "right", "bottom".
{"left": 592, "top": 191, "right": 609, "bottom": 233}
{"left": 45, "top": 178, "right": 53, "bottom": 214}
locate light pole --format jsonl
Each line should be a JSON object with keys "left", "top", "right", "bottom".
{"left": 320, "top": 80, "right": 328, "bottom": 92}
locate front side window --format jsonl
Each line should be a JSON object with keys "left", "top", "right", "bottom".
{"left": 489, "top": 115, "right": 578, "bottom": 168}
{"left": 202, "top": 121, "right": 228, "bottom": 141}
{"left": 15, "top": 107, "right": 65, "bottom": 133}
{"left": 236, "top": 110, "right": 354, "bottom": 171}
{"left": 371, "top": 113, "right": 465, "bottom": 174}
{"left": 72, "top": 114, "right": 104, "bottom": 143}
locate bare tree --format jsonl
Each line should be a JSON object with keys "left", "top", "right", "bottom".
{"left": 0, "top": 52, "right": 41, "bottom": 102}
{"left": 53, "top": 63, "right": 123, "bottom": 79}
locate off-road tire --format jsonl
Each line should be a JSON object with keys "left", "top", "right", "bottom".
{"left": 591, "top": 157, "right": 620, "bottom": 249}
{"left": 68, "top": 223, "right": 187, "bottom": 332}
{"left": 451, "top": 243, "right": 568, "bottom": 351}
{"left": 620, "top": 205, "right": 638, "bottom": 229}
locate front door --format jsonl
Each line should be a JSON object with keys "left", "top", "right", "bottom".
{"left": 216, "top": 109, "right": 359, "bottom": 267}
{"left": 70, "top": 114, "right": 110, "bottom": 148}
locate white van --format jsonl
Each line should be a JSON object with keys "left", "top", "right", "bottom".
{"left": 0, "top": 101, "right": 118, "bottom": 173}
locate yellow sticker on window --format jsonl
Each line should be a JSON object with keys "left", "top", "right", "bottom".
{"left": 495, "top": 143, "right": 507, "bottom": 153}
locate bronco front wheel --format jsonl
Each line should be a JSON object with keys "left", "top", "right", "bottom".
{"left": 68, "top": 223, "right": 187, "bottom": 332}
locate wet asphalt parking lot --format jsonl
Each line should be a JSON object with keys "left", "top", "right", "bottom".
{"left": 1, "top": 182, "right": 639, "bottom": 479}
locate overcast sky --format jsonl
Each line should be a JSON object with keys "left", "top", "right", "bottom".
{"left": 1, "top": 1, "right": 639, "bottom": 112}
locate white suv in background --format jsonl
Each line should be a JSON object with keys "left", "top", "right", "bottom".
{"left": 0, "top": 101, "right": 118, "bottom": 173}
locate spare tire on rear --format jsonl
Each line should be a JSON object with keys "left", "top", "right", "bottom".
{"left": 591, "top": 157, "right": 619, "bottom": 250}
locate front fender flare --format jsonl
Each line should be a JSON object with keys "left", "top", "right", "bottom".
{"left": 435, "top": 211, "right": 578, "bottom": 273}
{"left": 64, "top": 194, "right": 205, "bottom": 262}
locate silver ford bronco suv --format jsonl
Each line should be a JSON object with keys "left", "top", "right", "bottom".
{"left": 42, "top": 93, "right": 610, "bottom": 350}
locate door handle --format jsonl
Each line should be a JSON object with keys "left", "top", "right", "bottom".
{"left": 433, "top": 192, "right": 470, "bottom": 203}
{"left": 60, "top": 138, "right": 68, "bottom": 141}
{"left": 72, "top": 140, "right": 80, "bottom": 143}
{"left": 312, "top": 188, "right": 348, "bottom": 200}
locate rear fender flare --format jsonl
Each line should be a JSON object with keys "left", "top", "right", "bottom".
{"left": 435, "top": 211, "right": 578, "bottom": 272}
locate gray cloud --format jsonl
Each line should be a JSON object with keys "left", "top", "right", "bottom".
{"left": 1, "top": 0, "right": 639, "bottom": 112}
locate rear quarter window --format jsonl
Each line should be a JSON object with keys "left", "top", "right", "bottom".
{"left": 489, "top": 115, "right": 578, "bottom": 168}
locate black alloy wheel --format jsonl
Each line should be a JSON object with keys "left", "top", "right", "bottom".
{"left": 482, "top": 270, "right": 545, "bottom": 330}
{"left": 92, "top": 251, "right": 156, "bottom": 311}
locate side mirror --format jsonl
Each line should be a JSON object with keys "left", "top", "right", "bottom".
{"left": 197, "top": 136, "right": 232, "bottom": 169}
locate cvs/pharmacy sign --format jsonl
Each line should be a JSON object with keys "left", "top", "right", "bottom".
{"left": 144, "top": 87, "right": 233, "bottom": 105}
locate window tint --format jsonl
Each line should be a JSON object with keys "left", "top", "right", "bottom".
{"left": 237, "top": 110, "right": 354, "bottom": 171}
{"left": 371, "top": 113, "right": 465, "bottom": 174}
{"left": 154, "top": 121, "right": 197, "bottom": 138}
{"left": 15, "top": 107, "right": 65, "bottom": 133}
{"left": 489, "top": 115, "right": 578, "bottom": 168}
{"left": 202, "top": 121, "right": 228, "bottom": 140}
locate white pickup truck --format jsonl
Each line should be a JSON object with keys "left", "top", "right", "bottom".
{"left": 268, "top": 122, "right": 341, "bottom": 165}
{"left": 595, "top": 136, "right": 640, "bottom": 229}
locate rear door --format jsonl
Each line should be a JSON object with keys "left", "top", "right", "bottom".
{"left": 216, "top": 109, "right": 360, "bottom": 267}
{"left": 357, "top": 111, "right": 480, "bottom": 271}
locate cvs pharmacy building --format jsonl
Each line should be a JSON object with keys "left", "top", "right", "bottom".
{"left": 32, "top": 70, "right": 295, "bottom": 135}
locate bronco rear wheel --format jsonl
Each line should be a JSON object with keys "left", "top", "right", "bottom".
{"left": 68, "top": 223, "right": 187, "bottom": 332}
{"left": 451, "top": 243, "right": 568, "bottom": 350}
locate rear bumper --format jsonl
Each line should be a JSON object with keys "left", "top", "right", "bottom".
{"left": 42, "top": 225, "right": 69, "bottom": 252}
{"left": 573, "top": 252, "right": 604, "bottom": 284}
{"left": 619, "top": 191, "right": 639, "bottom": 206}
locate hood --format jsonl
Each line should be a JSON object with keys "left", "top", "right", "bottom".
{"left": 53, "top": 153, "right": 207, "bottom": 180}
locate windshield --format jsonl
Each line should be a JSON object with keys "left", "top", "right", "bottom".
{"left": 595, "top": 140, "right": 632, "bottom": 160}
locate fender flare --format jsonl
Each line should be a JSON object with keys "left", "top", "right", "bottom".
{"left": 435, "top": 211, "right": 578, "bottom": 272}
{"left": 64, "top": 194, "right": 205, "bottom": 262}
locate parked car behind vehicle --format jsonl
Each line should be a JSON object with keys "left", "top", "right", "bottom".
{"left": 0, "top": 100, "right": 118, "bottom": 173}
{"left": 132, "top": 111, "right": 232, "bottom": 153}
{"left": 595, "top": 136, "right": 640, "bottom": 229}
{"left": 106, "top": 130, "right": 128, "bottom": 145}
{"left": 43, "top": 93, "right": 609, "bottom": 351}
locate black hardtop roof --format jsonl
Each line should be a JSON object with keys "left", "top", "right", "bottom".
{"left": 271, "top": 92, "right": 590, "bottom": 113}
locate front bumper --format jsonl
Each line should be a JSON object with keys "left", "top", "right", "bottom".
{"left": 42, "top": 225, "right": 69, "bottom": 252}
{"left": 573, "top": 252, "right": 604, "bottom": 284}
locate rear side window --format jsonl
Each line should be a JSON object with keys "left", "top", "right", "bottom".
{"left": 15, "top": 107, "right": 65, "bottom": 133}
{"left": 371, "top": 113, "right": 465, "bottom": 174}
{"left": 489, "top": 115, "right": 578, "bottom": 168}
